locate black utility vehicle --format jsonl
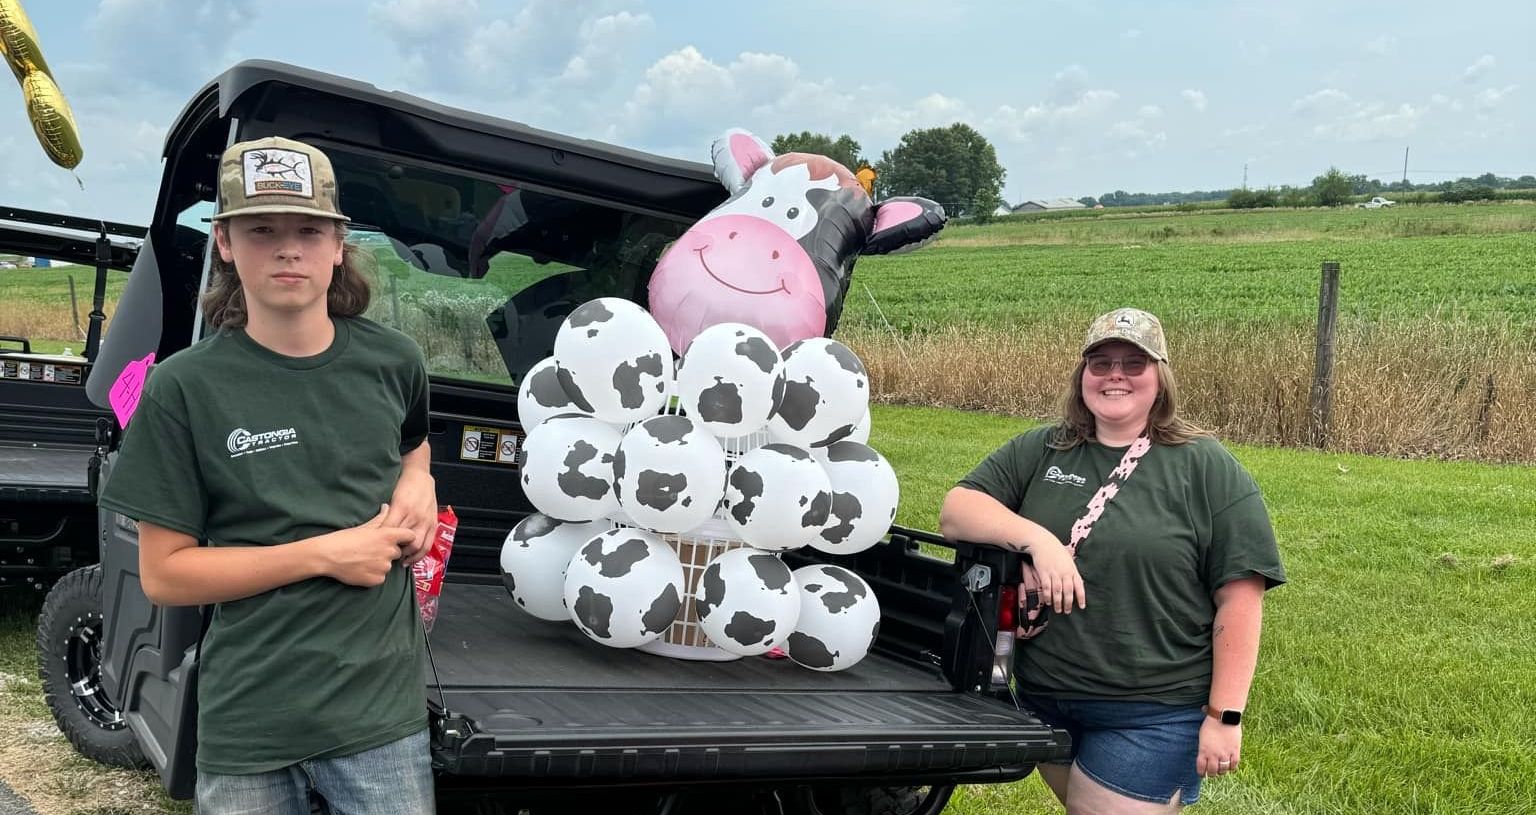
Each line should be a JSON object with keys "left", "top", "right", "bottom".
{"left": 38, "top": 61, "right": 1067, "bottom": 814}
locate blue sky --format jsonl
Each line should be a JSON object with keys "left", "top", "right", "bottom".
{"left": 3, "top": 0, "right": 1531, "bottom": 223}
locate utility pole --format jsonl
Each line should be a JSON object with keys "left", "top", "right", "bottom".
{"left": 1402, "top": 146, "right": 1409, "bottom": 185}
{"left": 1242, "top": 163, "right": 1248, "bottom": 189}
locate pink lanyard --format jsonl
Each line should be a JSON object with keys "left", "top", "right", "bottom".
{"left": 1018, "top": 435, "right": 1151, "bottom": 639}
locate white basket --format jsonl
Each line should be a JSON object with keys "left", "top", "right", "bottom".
{"left": 634, "top": 515, "right": 751, "bottom": 661}
{"left": 617, "top": 400, "right": 775, "bottom": 661}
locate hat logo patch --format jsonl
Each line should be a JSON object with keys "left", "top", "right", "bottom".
{"left": 243, "top": 149, "right": 313, "bottom": 198}
{"left": 1115, "top": 314, "right": 1134, "bottom": 328}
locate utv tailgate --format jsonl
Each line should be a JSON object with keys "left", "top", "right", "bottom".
{"left": 0, "top": 441, "right": 94, "bottom": 503}
{"left": 426, "top": 582, "right": 1069, "bottom": 785}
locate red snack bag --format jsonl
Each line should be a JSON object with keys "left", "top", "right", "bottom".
{"left": 413, "top": 507, "right": 458, "bottom": 633}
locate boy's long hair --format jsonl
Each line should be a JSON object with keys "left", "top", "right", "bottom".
{"left": 1048, "top": 358, "right": 1209, "bottom": 449}
{"left": 202, "top": 222, "right": 372, "bottom": 329}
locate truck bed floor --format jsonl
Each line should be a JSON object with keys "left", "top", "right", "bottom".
{"left": 424, "top": 583, "right": 1069, "bottom": 782}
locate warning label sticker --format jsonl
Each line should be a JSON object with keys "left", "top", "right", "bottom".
{"left": 459, "top": 424, "right": 523, "bottom": 466}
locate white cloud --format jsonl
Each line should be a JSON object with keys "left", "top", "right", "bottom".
{"left": 1292, "top": 88, "right": 1351, "bottom": 114}
{"left": 1217, "top": 123, "right": 1264, "bottom": 140}
{"left": 985, "top": 89, "right": 1118, "bottom": 143}
{"left": 85, "top": 0, "right": 259, "bottom": 94}
{"left": 614, "top": 47, "right": 868, "bottom": 149}
{"left": 1473, "top": 85, "right": 1518, "bottom": 112}
{"left": 1138, "top": 105, "right": 1164, "bottom": 118}
{"left": 1430, "top": 93, "right": 1465, "bottom": 112}
{"left": 1313, "top": 102, "right": 1424, "bottom": 142}
{"left": 1181, "top": 89, "right": 1207, "bottom": 112}
{"left": 1462, "top": 54, "right": 1495, "bottom": 83}
{"left": 1121, "top": 29, "right": 1142, "bottom": 40}
{"left": 1366, "top": 35, "right": 1397, "bottom": 56}
{"left": 1108, "top": 119, "right": 1167, "bottom": 155}
{"left": 369, "top": 0, "right": 650, "bottom": 98}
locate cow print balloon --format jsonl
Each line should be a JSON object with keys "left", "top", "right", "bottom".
{"left": 787, "top": 564, "right": 882, "bottom": 672}
{"left": 553, "top": 298, "right": 674, "bottom": 425}
{"left": 809, "top": 441, "right": 899, "bottom": 556}
{"left": 518, "top": 356, "right": 592, "bottom": 432}
{"left": 519, "top": 415, "right": 622, "bottom": 522}
{"left": 614, "top": 415, "right": 726, "bottom": 534}
{"left": 500, "top": 514, "right": 612, "bottom": 621}
{"left": 695, "top": 548, "right": 800, "bottom": 656}
{"left": 563, "top": 528, "right": 685, "bottom": 648}
{"left": 677, "top": 323, "right": 785, "bottom": 439}
{"left": 722, "top": 443, "right": 831, "bottom": 551}
{"left": 766, "top": 338, "right": 869, "bottom": 449}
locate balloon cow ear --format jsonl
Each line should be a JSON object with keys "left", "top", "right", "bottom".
{"left": 711, "top": 128, "right": 774, "bottom": 195}
{"left": 864, "top": 197, "right": 947, "bottom": 255}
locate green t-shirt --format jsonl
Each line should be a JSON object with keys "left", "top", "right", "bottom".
{"left": 98, "top": 317, "right": 430, "bottom": 774}
{"left": 958, "top": 426, "right": 1285, "bottom": 704}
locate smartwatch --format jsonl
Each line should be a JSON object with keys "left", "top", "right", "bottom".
{"left": 1203, "top": 705, "right": 1243, "bottom": 726}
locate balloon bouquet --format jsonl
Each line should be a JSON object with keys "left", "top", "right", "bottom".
{"left": 499, "top": 129, "right": 944, "bottom": 673}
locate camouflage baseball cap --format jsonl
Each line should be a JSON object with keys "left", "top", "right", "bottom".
{"left": 210, "top": 137, "right": 347, "bottom": 222}
{"left": 1082, "top": 307, "right": 1169, "bottom": 361}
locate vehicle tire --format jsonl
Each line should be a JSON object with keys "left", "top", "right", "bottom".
{"left": 36, "top": 564, "right": 148, "bottom": 769}
{"left": 789, "top": 784, "right": 956, "bottom": 815}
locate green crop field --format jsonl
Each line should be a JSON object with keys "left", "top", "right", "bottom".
{"left": 842, "top": 202, "right": 1536, "bottom": 332}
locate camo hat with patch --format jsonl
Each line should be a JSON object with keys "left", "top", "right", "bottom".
{"left": 1082, "top": 307, "right": 1169, "bottom": 361}
{"left": 210, "top": 137, "right": 347, "bottom": 222}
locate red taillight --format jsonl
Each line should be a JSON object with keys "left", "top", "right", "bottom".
{"left": 999, "top": 585, "right": 1017, "bottom": 630}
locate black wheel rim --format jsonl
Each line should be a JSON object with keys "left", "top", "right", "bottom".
{"left": 806, "top": 785, "right": 951, "bottom": 815}
{"left": 64, "top": 611, "right": 126, "bottom": 730}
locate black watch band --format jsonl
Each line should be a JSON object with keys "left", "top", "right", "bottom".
{"left": 1203, "top": 705, "right": 1243, "bottom": 726}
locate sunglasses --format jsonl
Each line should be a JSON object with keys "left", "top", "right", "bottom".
{"left": 1085, "top": 353, "right": 1151, "bottom": 376}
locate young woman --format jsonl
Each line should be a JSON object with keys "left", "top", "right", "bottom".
{"left": 939, "top": 308, "right": 1286, "bottom": 813}
{"left": 99, "top": 137, "right": 439, "bottom": 814}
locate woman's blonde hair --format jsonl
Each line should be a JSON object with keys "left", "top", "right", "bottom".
{"left": 1048, "top": 356, "right": 1208, "bottom": 449}
{"left": 202, "top": 221, "right": 372, "bottom": 329}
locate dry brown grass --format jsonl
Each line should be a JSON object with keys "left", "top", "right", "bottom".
{"left": 843, "top": 316, "right": 1536, "bottom": 463}
{"left": 0, "top": 301, "right": 119, "bottom": 348}
{"left": 0, "top": 671, "right": 185, "bottom": 814}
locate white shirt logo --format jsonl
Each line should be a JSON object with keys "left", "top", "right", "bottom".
{"left": 227, "top": 426, "right": 300, "bottom": 458}
{"left": 1043, "top": 465, "right": 1087, "bottom": 487}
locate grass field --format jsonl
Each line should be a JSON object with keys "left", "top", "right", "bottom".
{"left": 1, "top": 402, "right": 1531, "bottom": 814}
{"left": 3, "top": 203, "right": 1533, "bottom": 459}
{"left": 869, "top": 405, "right": 1535, "bottom": 815}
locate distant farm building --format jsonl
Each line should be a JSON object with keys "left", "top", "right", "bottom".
{"left": 1012, "top": 198, "right": 1087, "bottom": 213}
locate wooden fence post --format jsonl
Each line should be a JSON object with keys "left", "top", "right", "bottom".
{"left": 67, "top": 274, "right": 84, "bottom": 340}
{"left": 1309, "top": 261, "right": 1340, "bottom": 447}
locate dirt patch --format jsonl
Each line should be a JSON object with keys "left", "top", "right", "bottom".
{"left": 0, "top": 674, "right": 188, "bottom": 815}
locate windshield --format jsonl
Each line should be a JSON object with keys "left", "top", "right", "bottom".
{"left": 327, "top": 149, "right": 690, "bottom": 387}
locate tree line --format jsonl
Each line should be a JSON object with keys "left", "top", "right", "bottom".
{"left": 771, "top": 128, "right": 1533, "bottom": 217}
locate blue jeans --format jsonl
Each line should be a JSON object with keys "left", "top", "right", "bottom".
{"left": 196, "top": 729, "right": 434, "bottom": 815}
{"left": 1023, "top": 695, "right": 1206, "bottom": 805}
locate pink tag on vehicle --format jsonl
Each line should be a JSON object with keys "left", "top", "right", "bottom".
{"left": 109, "top": 352, "right": 155, "bottom": 426}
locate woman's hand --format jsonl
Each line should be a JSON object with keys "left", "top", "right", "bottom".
{"left": 1196, "top": 717, "right": 1242, "bottom": 778}
{"left": 386, "top": 469, "right": 438, "bottom": 565}
{"left": 1024, "top": 538, "right": 1086, "bottom": 613}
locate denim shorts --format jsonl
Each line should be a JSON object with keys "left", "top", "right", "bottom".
{"left": 1023, "top": 694, "right": 1205, "bottom": 806}
{"left": 196, "top": 728, "right": 434, "bottom": 814}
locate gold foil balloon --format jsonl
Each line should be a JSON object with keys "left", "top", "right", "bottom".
{"left": 0, "top": 0, "right": 83, "bottom": 170}
{"left": 22, "top": 71, "right": 81, "bottom": 168}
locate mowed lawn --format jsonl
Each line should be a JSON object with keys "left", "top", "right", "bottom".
{"left": 868, "top": 405, "right": 1535, "bottom": 815}
{"left": 1, "top": 403, "right": 1531, "bottom": 814}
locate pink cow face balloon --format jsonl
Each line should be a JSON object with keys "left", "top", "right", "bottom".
{"left": 649, "top": 129, "right": 946, "bottom": 354}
